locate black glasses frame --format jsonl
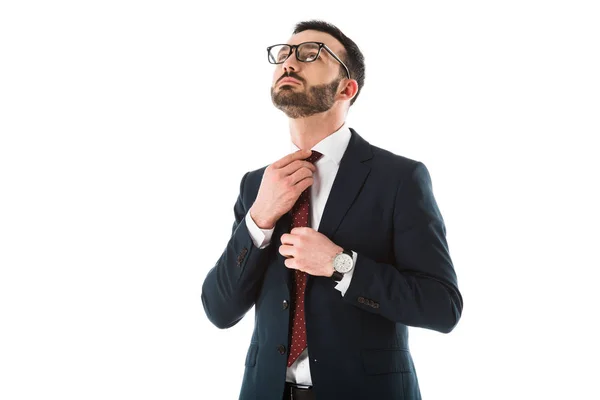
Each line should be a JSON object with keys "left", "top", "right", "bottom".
{"left": 267, "top": 41, "right": 351, "bottom": 80}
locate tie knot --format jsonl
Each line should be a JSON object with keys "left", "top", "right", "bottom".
{"left": 306, "top": 150, "right": 323, "bottom": 164}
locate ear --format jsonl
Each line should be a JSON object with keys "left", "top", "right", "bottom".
{"left": 338, "top": 79, "right": 359, "bottom": 102}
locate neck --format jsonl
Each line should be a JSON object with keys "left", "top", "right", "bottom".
{"left": 289, "top": 108, "right": 346, "bottom": 150}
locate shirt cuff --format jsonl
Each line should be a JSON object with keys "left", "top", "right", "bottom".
{"left": 245, "top": 211, "right": 274, "bottom": 249}
{"left": 334, "top": 250, "right": 357, "bottom": 296}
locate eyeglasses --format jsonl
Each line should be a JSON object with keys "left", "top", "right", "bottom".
{"left": 267, "top": 41, "right": 351, "bottom": 80}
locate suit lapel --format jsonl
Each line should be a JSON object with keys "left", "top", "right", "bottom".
{"left": 316, "top": 128, "right": 372, "bottom": 240}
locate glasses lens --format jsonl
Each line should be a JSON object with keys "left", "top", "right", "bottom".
{"left": 297, "top": 43, "right": 320, "bottom": 62}
{"left": 268, "top": 45, "right": 291, "bottom": 64}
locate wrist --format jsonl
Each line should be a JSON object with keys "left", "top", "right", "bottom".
{"left": 250, "top": 208, "right": 274, "bottom": 229}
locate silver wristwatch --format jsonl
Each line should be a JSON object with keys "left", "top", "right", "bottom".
{"left": 331, "top": 248, "right": 354, "bottom": 281}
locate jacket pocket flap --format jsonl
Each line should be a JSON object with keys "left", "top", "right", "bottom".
{"left": 362, "top": 348, "right": 413, "bottom": 375}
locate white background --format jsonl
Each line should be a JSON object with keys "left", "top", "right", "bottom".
{"left": 1, "top": 1, "right": 599, "bottom": 399}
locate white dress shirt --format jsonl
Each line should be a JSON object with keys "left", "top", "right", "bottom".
{"left": 244, "top": 123, "right": 358, "bottom": 386}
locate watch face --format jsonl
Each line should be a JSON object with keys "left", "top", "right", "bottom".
{"left": 334, "top": 253, "right": 353, "bottom": 273}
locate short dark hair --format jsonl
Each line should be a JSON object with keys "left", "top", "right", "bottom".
{"left": 293, "top": 20, "right": 365, "bottom": 106}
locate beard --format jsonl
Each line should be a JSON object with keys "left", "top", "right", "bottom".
{"left": 271, "top": 77, "right": 342, "bottom": 119}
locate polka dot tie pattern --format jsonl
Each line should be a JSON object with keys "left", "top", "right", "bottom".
{"left": 286, "top": 150, "right": 323, "bottom": 367}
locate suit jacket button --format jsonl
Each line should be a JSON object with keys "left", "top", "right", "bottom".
{"left": 277, "top": 345, "right": 286, "bottom": 355}
{"left": 358, "top": 297, "right": 364, "bottom": 304}
{"left": 282, "top": 300, "right": 289, "bottom": 310}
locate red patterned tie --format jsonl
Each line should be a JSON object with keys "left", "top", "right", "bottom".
{"left": 287, "top": 150, "right": 323, "bottom": 367}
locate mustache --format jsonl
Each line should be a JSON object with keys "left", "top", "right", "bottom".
{"left": 276, "top": 72, "right": 304, "bottom": 84}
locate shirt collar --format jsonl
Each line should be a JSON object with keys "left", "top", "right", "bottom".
{"left": 289, "top": 123, "right": 351, "bottom": 166}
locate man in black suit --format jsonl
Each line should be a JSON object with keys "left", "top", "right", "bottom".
{"left": 201, "top": 20, "right": 463, "bottom": 400}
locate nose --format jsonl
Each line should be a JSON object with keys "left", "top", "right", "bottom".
{"left": 281, "top": 50, "right": 300, "bottom": 75}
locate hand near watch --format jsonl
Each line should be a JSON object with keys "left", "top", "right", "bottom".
{"left": 279, "top": 227, "right": 354, "bottom": 280}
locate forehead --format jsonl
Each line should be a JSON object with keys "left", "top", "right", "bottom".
{"left": 287, "top": 30, "right": 345, "bottom": 54}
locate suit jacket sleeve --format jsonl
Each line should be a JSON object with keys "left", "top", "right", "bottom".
{"left": 343, "top": 162, "right": 463, "bottom": 333}
{"left": 201, "top": 171, "right": 270, "bottom": 329}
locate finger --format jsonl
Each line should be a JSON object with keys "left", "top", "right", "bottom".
{"left": 280, "top": 233, "right": 298, "bottom": 245}
{"left": 287, "top": 167, "right": 314, "bottom": 187}
{"left": 290, "top": 227, "right": 309, "bottom": 235}
{"left": 280, "top": 160, "right": 316, "bottom": 177}
{"left": 284, "top": 257, "right": 298, "bottom": 270}
{"left": 279, "top": 244, "right": 295, "bottom": 258}
{"left": 271, "top": 149, "right": 312, "bottom": 169}
{"left": 291, "top": 176, "right": 314, "bottom": 196}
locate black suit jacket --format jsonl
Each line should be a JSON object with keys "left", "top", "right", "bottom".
{"left": 201, "top": 128, "right": 463, "bottom": 399}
